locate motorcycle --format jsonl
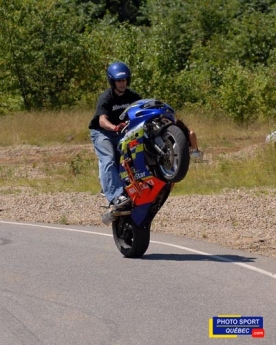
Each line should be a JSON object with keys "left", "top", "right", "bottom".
{"left": 102, "top": 99, "right": 190, "bottom": 258}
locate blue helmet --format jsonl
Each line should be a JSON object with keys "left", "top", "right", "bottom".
{"left": 106, "top": 62, "right": 131, "bottom": 88}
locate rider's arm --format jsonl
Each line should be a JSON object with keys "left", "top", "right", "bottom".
{"left": 99, "top": 115, "right": 117, "bottom": 131}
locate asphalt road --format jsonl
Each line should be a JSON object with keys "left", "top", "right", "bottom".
{"left": 0, "top": 220, "right": 275, "bottom": 345}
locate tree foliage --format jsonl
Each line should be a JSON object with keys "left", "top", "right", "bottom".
{"left": 78, "top": 0, "right": 148, "bottom": 24}
{"left": 1, "top": 0, "right": 276, "bottom": 123}
{"left": 0, "top": 0, "right": 92, "bottom": 110}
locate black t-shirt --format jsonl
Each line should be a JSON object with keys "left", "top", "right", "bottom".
{"left": 88, "top": 88, "right": 141, "bottom": 129}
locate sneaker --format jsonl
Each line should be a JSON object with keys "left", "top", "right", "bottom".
{"left": 100, "top": 189, "right": 105, "bottom": 197}
{"left": 112, "top": 194, "right": 131, "bottom": 209}
{"left": 190, "top": 149, "right": 204, "bottom": 160}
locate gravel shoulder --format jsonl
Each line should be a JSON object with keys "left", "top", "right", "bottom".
{"left": 0, "top": 145, "right": 275, "bottom": 258}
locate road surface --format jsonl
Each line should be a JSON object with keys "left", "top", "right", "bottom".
{"left": 0, "top": 220, "right": 275, "bottom": 344}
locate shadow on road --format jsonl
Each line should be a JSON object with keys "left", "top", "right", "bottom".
{"left": 142, "top": 253, "right": 256, "bottom": 263}
{"left": 0, "top": 237, "right": 12, "bottom": 246}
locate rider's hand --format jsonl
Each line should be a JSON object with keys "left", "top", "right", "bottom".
{"left": 114, "top": 122, "right": 126, "bottom": 133}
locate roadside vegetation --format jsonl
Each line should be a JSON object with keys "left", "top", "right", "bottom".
{"left": 0, "top": 0, "right": 276, "bottom": 125}
{"left": 0, "top": 110, "right": 275, "bottom": 195}
{"left": 0, "top": 1, "right": 275, "bottom": 195}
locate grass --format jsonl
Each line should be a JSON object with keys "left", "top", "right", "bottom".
{"left": 0, "top": 109, "right": 275, "bottom": 195}
{"left": 174, "top": 109, "right": 276, "bottom": 194}
{"left": 0, "top": 110, "right": 92, "bottom": 146}
{"left": 174, "top": 144, "right": 276, "bottom": 195}
{"left": 0, "top": 149, "right": 100, "bottom": 194}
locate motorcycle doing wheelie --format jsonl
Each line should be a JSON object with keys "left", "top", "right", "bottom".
{"left": 102, "top": 99, "right": 190, "bottom": 258}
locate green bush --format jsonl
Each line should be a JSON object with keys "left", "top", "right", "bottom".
{"left": 1, "top": 0, "right": 276, "bottom": 126}
{"left": 217, "top": 64, "right": 276, "bottom": 123}
{"left": 217, "top": 64, "right": 260, "bottom": 123}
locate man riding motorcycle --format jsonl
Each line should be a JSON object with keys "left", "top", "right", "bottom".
{"left": 89, "top": 62, "right": 141, "bottom": 208}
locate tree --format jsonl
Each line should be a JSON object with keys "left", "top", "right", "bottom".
{"left": 74, "top": 0, "right": 148, "bottom": 25}
{"left": 0, "top": 0, "right": 90, "bottom": 110}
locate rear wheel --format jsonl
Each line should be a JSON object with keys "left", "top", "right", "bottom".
{"left": 112, "top": 216, "right": 150, "bottom": 258}
{"left": 158, "top": 124, "right": 190, "bottom": 182}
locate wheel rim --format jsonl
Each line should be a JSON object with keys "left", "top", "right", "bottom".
{"left": 115, "top": 219, "right": 134, "bottom": 249}
{"left": 113, "top": 217, "right": 151, "bottom": 258}
{"left": 159, "top": 132, "right": 180, "bottom": 178}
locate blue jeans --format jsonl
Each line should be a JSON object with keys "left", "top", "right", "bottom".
{"left": 90, "top": 129, "right": 124, "bottom": 203}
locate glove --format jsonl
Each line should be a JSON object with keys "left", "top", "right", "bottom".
{"left": 114, "top": 122, "right": 126, "bottom": 133}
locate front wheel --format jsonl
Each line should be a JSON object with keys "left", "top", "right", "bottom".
{"left": 158, "top": 124, "right": 190, "bottom": 183}
{"left": 112, "top": 216, "right": 150, "bottom": 258}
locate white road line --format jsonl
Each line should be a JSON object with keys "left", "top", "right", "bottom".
{"left": 1, "top": 220, "right": 275, "bottom": 279}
